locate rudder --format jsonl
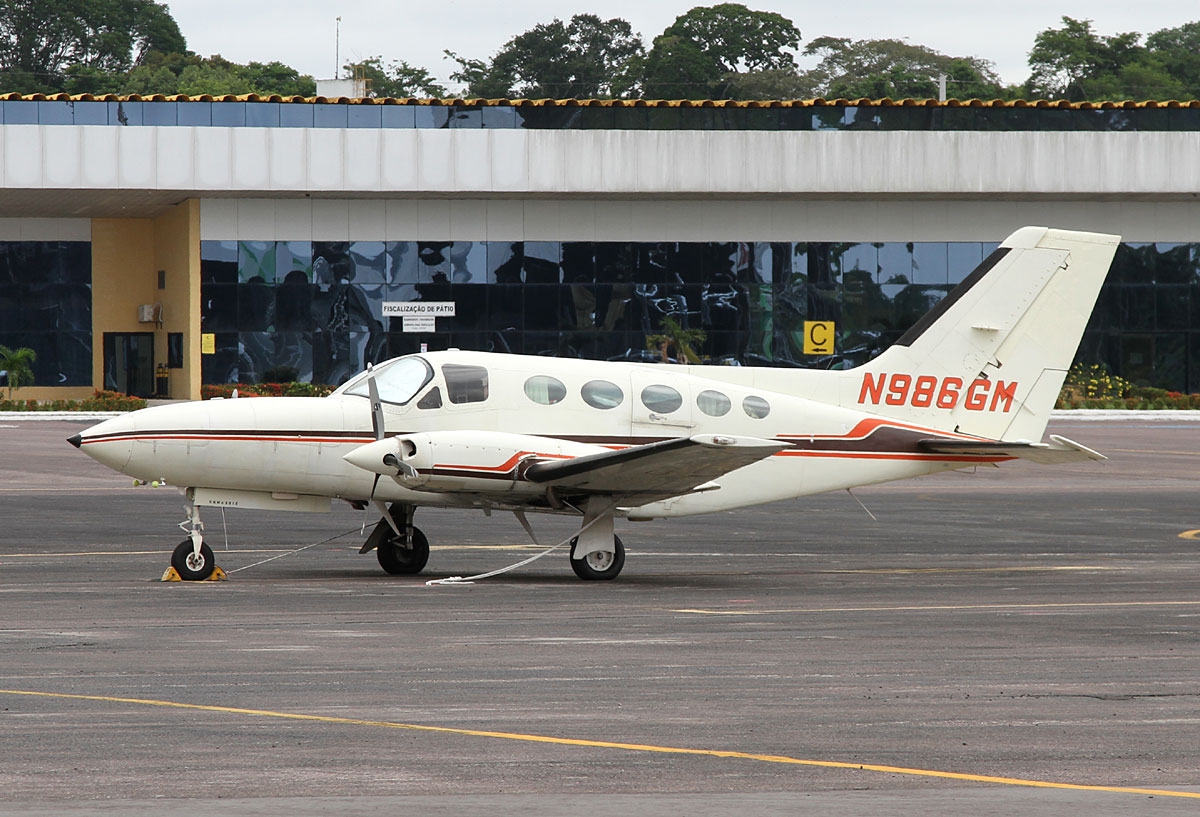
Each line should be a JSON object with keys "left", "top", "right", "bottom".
{"left": 842, "top": 227, "right": 1120, "bottom": 441}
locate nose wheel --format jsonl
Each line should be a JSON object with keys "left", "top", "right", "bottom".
{"left": 166, "top": 491, "right": 222, "bottom": 581}
{"left": 171, "top": 539, "right": 216, "bottom": 581}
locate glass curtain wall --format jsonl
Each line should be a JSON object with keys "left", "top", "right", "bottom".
{"left": 0, "top": 242, "right": 92, "bottom": 388}
{"left": 5, "top": 100, "right": 1199, "bottom": 133}
{"left": 200, "top": 239, "right": 1200, "bottom": 391}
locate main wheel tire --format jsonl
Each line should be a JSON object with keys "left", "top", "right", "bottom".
{"left": 570, "top": 534, "right": 625, "bottom": 581}
{"left": 377, "top": 526, "right": 430, "bottom": 575}
{"left": 171, "top": 539, "right": 216, "bottom": 581}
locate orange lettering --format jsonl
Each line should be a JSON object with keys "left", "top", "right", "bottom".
{"left": 885, "top": 374, "right": 912, "bottom": 406}
{"left": 911, "top": 375, "right": 937, "bottom": 408}
{"left": 965, "top": 379, "right": 990, "bottom": 411}
{"left": 859, "top": 372, "right": 885, "bottom": 404}
{"left": 990, "top": 380, "right": 1017, "bottom": 412}
{"left": 936, "top": 377, "right": 962, "bottom": 409}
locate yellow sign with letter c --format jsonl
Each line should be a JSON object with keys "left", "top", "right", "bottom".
{"left": 803, "top": 321, "right": 835, "bottom": 355}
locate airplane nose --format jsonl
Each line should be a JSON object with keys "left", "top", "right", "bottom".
{"left": 73, "top": 414, "right": 137, "bottom": 472}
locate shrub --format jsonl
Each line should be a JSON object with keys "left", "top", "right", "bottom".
{"left": 201, "top": 382, "right": 334, "bottom": 400}
{"left": 1057, "top": 362, "right": 1200, "bottom": 409}
{"left": 0, "top": 390, "right": 146, "bottom": 412}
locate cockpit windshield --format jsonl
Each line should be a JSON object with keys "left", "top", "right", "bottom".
{"left": 338, "top": 357, "right": 433, "bottom": 405}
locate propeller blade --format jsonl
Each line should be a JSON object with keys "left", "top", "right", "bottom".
{"left": 361, "top": 472, "right": 382, "bottom": 535}
{"left": 362, "top": 363, "right": 386, "bottom": 535}
{"left": 366, "top": 364, "right": 384, "bottom": 441}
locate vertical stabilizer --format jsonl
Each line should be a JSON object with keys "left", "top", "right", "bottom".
{"left": 842, "top": 227, "right": 1120, "bottom": 441}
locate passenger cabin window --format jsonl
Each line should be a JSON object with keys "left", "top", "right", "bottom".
{"left": 342, "top": 357, "right": 431, "bottom": 405}
{"left": 640, "top": 384, "right": 683, "bottom": 414}
{"left": 443, "top": 364, "right": 489, "bottom": 404}
{"left": 417, "top": 386, "right": 442, "bottom": 409}
{"left": 581, "top": 379, "right": 624, "bottom": 410}
{"left": 524, "top": 375, "right": 566, "bottom": 405}
{"left": 696, "top": 389, "right": 731, "bottom": 417}
{"left": 743, "top": 395, "right": 771, "bottom": 419}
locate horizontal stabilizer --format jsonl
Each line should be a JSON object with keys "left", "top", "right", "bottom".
{"left": 917, "top": 434, "right": 1105, "bottom": 464}
{"left": 524, "top": 434, "right": 789, "bottom": 500}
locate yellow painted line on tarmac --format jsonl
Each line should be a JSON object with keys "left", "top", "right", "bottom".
{"left": 676, "top": 600, "right": 1200, "bottom": 616}
{"left": 1178, "top": 530, "right": 1200, "bottom": 540}
{"left": 803, "top": 565, "right": 1117, "bottom": 576}
{"left": 1, "top": 688, "right": 1196, "bottom": 800}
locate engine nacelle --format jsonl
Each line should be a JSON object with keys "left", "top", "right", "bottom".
{"left": 342, "top": 430, "right": 609, "bottom": 493}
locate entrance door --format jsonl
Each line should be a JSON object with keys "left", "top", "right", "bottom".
{"left": 104, "top": 333, "right": 155, "bottom": 397}
{"left": 630, "top": 368, "right": 695, "bottom": 437}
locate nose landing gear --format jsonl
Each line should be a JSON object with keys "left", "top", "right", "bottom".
{"left": 162, "top": 492, "right": 226, "bottom": 581}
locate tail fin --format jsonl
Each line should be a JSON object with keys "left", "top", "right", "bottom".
{"left": 843, "top": 227, "right": 1120, "bottom": 441}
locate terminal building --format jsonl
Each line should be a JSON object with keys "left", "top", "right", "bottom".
{"left": 1, "top": 93, "right": 1199, "bottom": 400}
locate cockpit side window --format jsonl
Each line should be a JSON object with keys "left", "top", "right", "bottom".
{"left": 341, "top": 357, "right": 432, "bottom": 405}
{"left": 443, "top": 364, "right": 489, "bottom": 404}
{"left": 417, "top": 386, "right": 443, "bottom": 409}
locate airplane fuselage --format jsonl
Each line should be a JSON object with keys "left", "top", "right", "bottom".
{"left": 78, "top": 351, "right": 1003, "bottom": 520}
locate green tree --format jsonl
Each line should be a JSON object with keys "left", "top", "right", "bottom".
{"left": 0, "top": 0, "right": 185, "bottom": 93}
{"left": 802, "top": 36, "right": 1003, "bottom": 100}
{"left": 0, "top": 345, "right": 36, "bottom": 397}
{"left": 1145, "top": 22, "right": 1200, "bottom": 98}
{"left": 723, "top": 67, "right": 816, "bottom": 100}
{"left": 642, "top": 4, "right": 801, "bottom": 99}
{"left": 345, "top": 57, "right": 445, "bottom": 98}
{"left": 242, "top": 61, "right": 317, "bottom": 97}
{"left": 646, "top": 316, "right": 706, "bottom": 364}
{"left": 121, "top": 54, "right": 316, "bottom": 97}
{"left": 1024, "top": 16, "right": 1181, "bottom": 101}
{"left": 449, "top": 14, "right": 643, "bottom": 98}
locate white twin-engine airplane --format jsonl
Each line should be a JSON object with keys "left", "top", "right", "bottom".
{"left": 70, "top": 227, "right": 1119, "bottom": 582}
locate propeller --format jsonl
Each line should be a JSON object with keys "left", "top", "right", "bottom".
{"left": 362, "top": 364, "right": 385, "bottom": 534}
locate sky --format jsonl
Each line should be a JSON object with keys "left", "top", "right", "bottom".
{"left": 163, "top": 1, "right": 1199, "bottom": 91}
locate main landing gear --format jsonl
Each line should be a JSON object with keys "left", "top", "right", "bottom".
{"left": 565, "top": 497, "right": 625, "bottom": 581}
{"left": 570, "top": 534, "right": 625, "bottom": 580}
{"left": 361, "top": 503, "right": 430, "bottom": 575}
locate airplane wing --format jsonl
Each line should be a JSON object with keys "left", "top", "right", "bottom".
{"left": 917, "top": 434, "right": 1105, "bottom": 464}
{"left": 523, "top": 434, "right": 790, "bottom": 502}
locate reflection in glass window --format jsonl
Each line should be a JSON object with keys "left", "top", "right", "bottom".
{"left": 346, "top": 240, "right": 388, "bottom": 285}
{"left": 743, "top": 395, "right": 770, "bottom": 419}
{"left": 879, "top": 243, "right": 914, "bottom": 284}
{"left": 417, "top": 386, "right": 442, "bottom": 409}
{"left": 0, "top": 240, "right": 92, "bottom": 387}
{"left": 341, "top": 356, "right": 432, "bottom": 404}
{"left": 839, "top": 243, "right": 878, "bottom": 280}
{"left": 448, "top": 241, "right": 486, "bottom": 284}
{"left": 641, "top": 384, "right": 683, "bottom": 414}
{"left": 276, "top": 241, "right": 313, "bottom": 283}
{"left": 911, "top": 243, "right": 949, "bottom": 284}
{"left": 524, "top": 375, "right": 567, "bottom": 405}
{"left": 947, "top": 243, "right": 984, "bottom": 284}
{"left": 238, "top": 241, "right": 275, "bottom": 282}
{"left": 443, "top": 364, "right": 489, "bottom": 403}
{"left": 186, "top": 237, "right": 1200, "bottom": 394}
{"left": 696, "top": 389, "right": 731, "bottom": 416}
{"left": 582, "top": 380, "right": 624, "bottom": 409}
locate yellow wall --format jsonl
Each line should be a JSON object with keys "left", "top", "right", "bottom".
{"left": 16, "top": 200, "right": 200, "bottom": 403}
{"left": 152, "top": 200, "right": 201, "bottom": 399}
